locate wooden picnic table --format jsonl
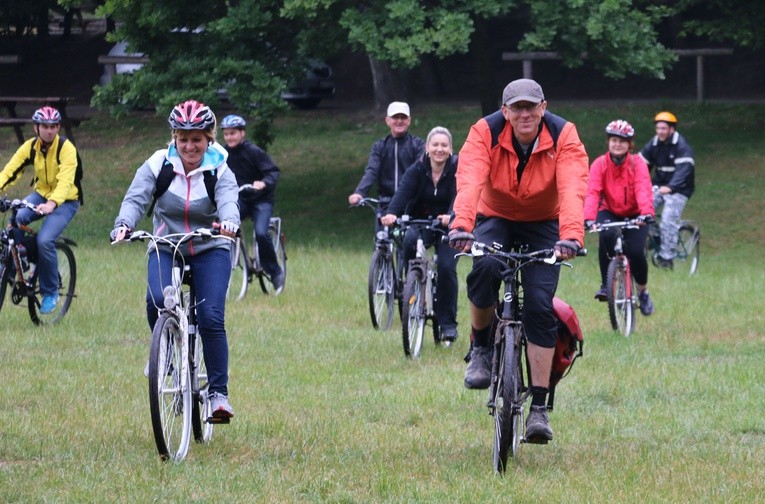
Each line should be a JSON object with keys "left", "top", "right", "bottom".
{"left": 0, "top": 96, "right": 89, "bottom": 145}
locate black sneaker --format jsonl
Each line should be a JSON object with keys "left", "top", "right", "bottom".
{"left": 594, "top": 286, "right": 608, "bottom": 302}
{"left": 441, "top": 327, "right": 458, "bottom": 343}
{"left": 271, "top": 270, "right": 285, "bottom": 295}
{"left": 525, "top": 405, "right": 553, "bottom": 444}
{"left": 657, "top": 257, "right": 674, "bottom": 270}
{"left": 464, "top": 346, "right": 492, "bottom": 389}
{"left": 638, "top": 290, "right": 654, "bottom": 316}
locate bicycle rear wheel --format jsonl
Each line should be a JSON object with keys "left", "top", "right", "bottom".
{"left": 28, "top": 241, "right": 76, "bottom": 325}
{"left": 607, "top": 257, "right": 635, "bottom": 336}
{"left": 149, "top": 313, "right": 192, "bottom": 461}
{"left": 227, "top": 238, "right": 248, "bottom": 301}
{"left": 260, "top": 224, "right": 287, "bottom": 295}
{"left": 191, "top": 333, "right": 213, "bottom": 443}
{"left": 368, "top": 249, "right": 395, "bottom": 330}
{"left": 676, "top": 224, "right": 700, "bottom": 276}
{"left": 402, "top": 268, "right": 426, "bottom": 358}
{"left": 494, "top": 325, "right": 523, "bottom": 472}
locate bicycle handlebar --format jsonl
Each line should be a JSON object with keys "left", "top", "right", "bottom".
{"left": 349, "top": 196, "right": 391, "bottom": 211}
{"left": 588, "top": 218, "right": 644, "bottom": 233}
{"left": 0, "top": 197, "right": 39, "bottom": 214}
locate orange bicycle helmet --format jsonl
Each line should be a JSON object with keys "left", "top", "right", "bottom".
{"left": 654, "top": 111, "right": 677, "bottom": 125}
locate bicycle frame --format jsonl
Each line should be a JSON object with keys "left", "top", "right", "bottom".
{"left": 120, "top": 228, "right": 231, "bottom": 460}
{"left": 0, "top": 197, "right": 77, "bottom": 325}
{"left": 462, "top": 241, "right": 576, "bottom": 471}
{"left": 590, "top": 219, "right": 640, "bottom": 336}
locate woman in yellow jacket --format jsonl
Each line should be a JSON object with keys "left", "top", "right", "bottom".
{"left": 0, "top": 106, "right": 82, "bottom": 314}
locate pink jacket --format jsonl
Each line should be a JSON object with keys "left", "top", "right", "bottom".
{"left": 583, "top": 153, "right": 654, "bottom": 220}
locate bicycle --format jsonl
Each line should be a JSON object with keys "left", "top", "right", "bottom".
{"left": 644, "top": 217, "right": 700, "bottom": 276}
{"left": 352, "top": 197, "right": 405, "bottom": 331}
{"left": 0, "top": 197, "right": 76, "bottom": 325}
{"left": 228, "top": 186, "right": 287, "bottom": 300}
{"left": 460, "top": 241, "right": 583, "bottom": 472}
{"left": 589, "top": 219, "right": 644, "bottom": 337}
{"left": 119, "top": 228, "right": 231, "bottom": 461}
{"left": 397, "top": 216, "right": 448, "bottom": 358}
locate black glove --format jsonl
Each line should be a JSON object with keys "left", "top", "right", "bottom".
{"left": 554, "top": 239, "right": 580, "bottom": 258}
{"left": 636, "top": 214, "right": 655, "bottom": 225}
{"left": 448, "top": 228, "right": 475, "bottom": 251}
{"left": 0, "top": 199, "right": 10, "bottom": 213}
{"left": 584, "top": 220, "right": 595, "bottom": 230}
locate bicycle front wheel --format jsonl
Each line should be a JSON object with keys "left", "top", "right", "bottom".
{"left": 28, "top": 241, "right": 76, "bottom": 325}
{"left": 191, "top": 333, "right": 213, "bottom": 443}
{"left": 677, "top": 224, "right": 700, "bottom": 276}
{"left": 227, "top": 239, "right": 248, "bottom": 301}
{"left": 494, "top": 325, "right": 523, "bottom": 472}
{"left": 607, "top": 257, "right": 635, "bottom": 336}
{"left": 402, "top": 268, "right": 426, "bottom": 358}
{"left": 368, "top": 249, "right": 395, "bottom": 330}
{"left": 149, "top": 313, "right": 192, "bottom": 461}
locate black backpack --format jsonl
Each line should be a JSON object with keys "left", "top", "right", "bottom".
{"left": 23, "top": 137, "right": 85, "bottom": 205}
{"left": 146, "top": 159, "right": 218, "bottom": 217}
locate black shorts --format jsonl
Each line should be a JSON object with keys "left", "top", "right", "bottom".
{"left": 466, "top": 216, "right": 560, "bottom": 348}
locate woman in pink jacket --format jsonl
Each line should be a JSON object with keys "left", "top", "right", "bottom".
{"left": 584, "top": 120, "right": 655, "bottom": 315}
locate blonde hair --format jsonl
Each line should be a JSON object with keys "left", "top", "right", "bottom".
{"left": 172, "top": 127, "right": 216, "bottom": 144}
{"left": 426, "top": 126, "right": 452, "bottom": 148}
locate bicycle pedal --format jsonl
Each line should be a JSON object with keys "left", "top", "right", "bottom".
{"left": 206, "top": 416, "right": 231, "bottom": 425}
{"left": 523, "top": 436, "right": 550, "bottom": 445}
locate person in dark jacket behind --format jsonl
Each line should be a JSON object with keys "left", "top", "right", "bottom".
{"left": 220, "top": 114, "right": 284, "bottom": 294}
{"left": 639, "top": 111, "right": 695, "bottom": 270}
{"left": 380, "top": 126, "right": 459, "bottom": 342}
{"left": 348, "top": 102, "right": 425, "bottom": 218}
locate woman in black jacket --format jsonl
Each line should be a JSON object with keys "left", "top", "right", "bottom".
{"left": 380, "top": 126, "right": 459, "bottom": 342}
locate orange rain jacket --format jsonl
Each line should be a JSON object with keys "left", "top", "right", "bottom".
{"left": 452, "top": 111, "right": 589, "bottom": 245}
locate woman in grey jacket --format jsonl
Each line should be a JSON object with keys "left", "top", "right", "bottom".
{"left": 111, "top": 100, "right": 240, "bottom": 421}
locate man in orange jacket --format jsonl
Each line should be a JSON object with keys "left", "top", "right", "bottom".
{"left": 448, "top": 79, "right": 588, "bottom": 443}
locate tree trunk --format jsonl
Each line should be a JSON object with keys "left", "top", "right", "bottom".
{"left": 473, "top": 19, "right": 499, "bottom": 116}
{"left": 367, "top": 55, "right": 407, "bottom": 111}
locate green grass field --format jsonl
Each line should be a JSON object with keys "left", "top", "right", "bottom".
{"left": 1, "top": 100, "right": 764, "bottom": 502}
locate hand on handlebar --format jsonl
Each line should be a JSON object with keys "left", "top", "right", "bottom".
{"left": 219, "top": 220, "right": 239, "bottom": 238}
{"left": 448, "top": 228, "right": 475, "bottom": 252}
{"left": 379, "top": 213, "right": 397, "bottom": 227}
{"left": 636, "top": 214, "right": 655, "bottom": 225}
{"left": 348, "top": 193, "right": 363, "bottom": 205}
{"left": 110, "top": 225, "right": 132, "bottom": 243}
{"left": 554, "top": 239, "right": 581, "bottom": 260}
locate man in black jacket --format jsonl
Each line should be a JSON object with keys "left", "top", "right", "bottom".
{"left": 639, "top": 111, "right": 695, "bottom": 269}
{"left": 220, "top": 114, "right": 284, "bottom": 294}
{"left": 348, "top": 102, "right": 425, "bottom": 213}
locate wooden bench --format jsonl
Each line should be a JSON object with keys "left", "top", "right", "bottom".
{"left": 0, "top": 97, "right": 90, "bottom": 144}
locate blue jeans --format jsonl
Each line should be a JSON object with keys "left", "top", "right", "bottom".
{"left": 14, "top": 192, "right": 79, "bottom": 297}
{"left": 146, "top": 247, "right": 232, "bottom": 396}
{"left": 240, "top": 198, "right": 281, "bottom": 278}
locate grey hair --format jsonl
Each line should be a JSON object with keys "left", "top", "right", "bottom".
{"left": 426, "top": 126, "right": 452, "bottom": 147}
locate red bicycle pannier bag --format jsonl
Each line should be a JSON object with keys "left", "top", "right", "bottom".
{"left": 550, "top": 296, "right": 584, "bottom": 387}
